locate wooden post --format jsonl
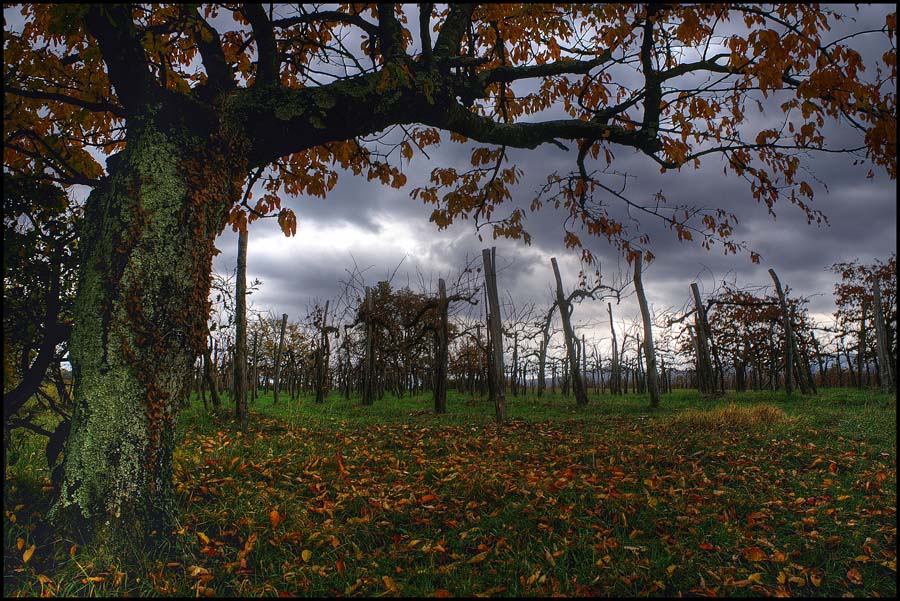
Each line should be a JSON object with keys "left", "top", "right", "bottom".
{"left": 856, "top": 298, "right": 867, "bottom": 388}
{"left": 315, "top": 301, "right": 330, "bottom": 404}
{"left": 482, "top": 248, "right": 506, "bottom": 423}
{"left": 434, "top": 278, "right": 449, "bottom": 413}
{"left": 633, "top": 254, "right": 660, "bottom": 407}
{"left": 250, "top": 330, "right": 258, "bottom": 402}
{"left": 767, "top": 269, "right": 795, "bottom": 394}
{"left": 234, "top": 228, "right": 249, "bottom": 428}
{"left": 551, "top": 257, "right": 588, "bottom": 406}
{"left": 363, "top": 287, "right": 375, "bottom": 405}
{"left": 273, "top": 313, "right": 288, "bottom": 403}
{"left": 607, "top": 303, "right": 619, "bottom": 395}
{"left": 873, "top": 281, "right": 895, "bottom": 393}
{"left": 511, "top": 330, "right": 519, "bottom": 397}
{"left": 204, "top": 336, "right": 220, "bottom": 408}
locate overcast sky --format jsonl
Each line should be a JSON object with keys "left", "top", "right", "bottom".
{"left": 208, "top": 5, "right": 896, "bottom": 355}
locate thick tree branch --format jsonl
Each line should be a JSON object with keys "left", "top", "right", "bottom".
{"left": 180, "top": 5, "right": 235, "bottom": 97}
{"left": 83, "top": 4, "right": 157, "bottom": 112}
{"left": 272, "top": 11, "right": 379, "bottom": 38}
{"left": 432, "top": 4, "right": 477, "bottom": 60}
{"left": 242, "top": 3, "right": 280, "bottom": 86}
{"left": 419, "top": 3, "right": 434, "bottom": 63}
{"left": 480, "top": 52, "right": 612, "bottom": 85}
{"left": 376, "top": 4, "right": 406, "bottom": 61}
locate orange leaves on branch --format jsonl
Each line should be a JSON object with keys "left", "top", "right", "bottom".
{"left": 277, "top": 209, "right": 297, "bottom": 237}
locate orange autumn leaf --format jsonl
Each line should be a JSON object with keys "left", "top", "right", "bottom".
{"left": 382, "top": 575, "right": 398, "bottom": 592}
{"left": 467, "top": 550, "right": 490, "bottom": 564}
{"left": 269, "top": 509, "right": 283, "bottom": 528}
{"left": 846, "top": 568, "right": 863, "bottom": 585}
{"left": 16, "top": 538, "right": 24, "bottom": 551}
{"left": 742, "top": 547, "right": 768, "bottom": 562}
{"left": 22, "top": 544, "right": 35, "bottom": 564}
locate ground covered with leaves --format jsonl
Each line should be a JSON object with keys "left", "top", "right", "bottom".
{"left": 4, "top": 389, "right": 896, "bottom": 597}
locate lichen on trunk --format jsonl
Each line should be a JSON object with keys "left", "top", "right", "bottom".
{"left": 52, "top": 114, "right": 239, "bottom": 552}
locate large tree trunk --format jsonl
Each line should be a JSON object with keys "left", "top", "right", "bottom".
{"left": 633, "top": 255, "right": 660, "bottom": 407}
{"left": 52, "top": 121, "right": 237, "bottom": 552}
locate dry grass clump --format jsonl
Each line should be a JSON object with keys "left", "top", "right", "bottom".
{"left": 665, "top": 403, "right": 791, "bottom": 433}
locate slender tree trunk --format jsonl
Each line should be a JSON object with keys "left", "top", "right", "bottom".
{"left": 633, "top": 255, "right": 660, "bottom": 407}
{"left": 482, "top": 248, "right": 506, "bottom": 423}
{"left": 768, "top": 269, "right": 796, "bottom": 394}
{"left": 690, "top": 283, "right": 714, "bottom": 394}
{"left": 610, "top": 303, "right": 621, "bottom": 395}
{"left": 363, "top": 288, "right": 375, "bottom": 405}
{"left": 273, "top": 313, "right": 288, "bottom": 403}
{"left": 873, "top": 281, "right": 895, "bottom": 393}
{"left": 551, "top": 258, "right": 587, "bottom": 406}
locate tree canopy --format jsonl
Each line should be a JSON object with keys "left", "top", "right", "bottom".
{"left": 5, "top": 4, "right": 896, "bottom": 260}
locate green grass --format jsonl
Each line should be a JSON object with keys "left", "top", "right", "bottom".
{"left": 4, "top": 386, "right": 896, "bottom": 597}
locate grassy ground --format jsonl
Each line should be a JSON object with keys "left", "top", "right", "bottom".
{"left": 4, "top": 386, "right": 896, "bottom": 597}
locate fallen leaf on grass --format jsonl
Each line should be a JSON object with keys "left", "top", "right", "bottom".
{"left": 382, "top": 575, "right": 398, "bottom": 592}
{"left": 742, "top": 547, "right": 768, "bottom": 562}
{"left": 846, "top": 568, "right": 863, "bottom": 585}
{"left": 301, "top": 550, "right": 312, "bottom": 562}
{"left": 269, "top": 509, "right": 283, "bottom": 528}
{"left": 468, "top": 550, "right": 490, "bottom": 564}
{"left": 22, "top": 544, "right": 35, "bottom": 563}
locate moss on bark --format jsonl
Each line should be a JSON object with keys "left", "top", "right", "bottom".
{"left": 51, "top": 115, "right": 238, "bottom": 554}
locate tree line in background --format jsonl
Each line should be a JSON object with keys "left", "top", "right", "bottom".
{"left": 191, "top": 247, "right": 896, "bottom": 426}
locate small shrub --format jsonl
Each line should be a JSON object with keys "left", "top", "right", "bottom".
{"left": 664, "top": 403, "right": 790, "bottom": 433}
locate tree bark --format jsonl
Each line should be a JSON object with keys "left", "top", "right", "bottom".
{"left": 52, "top": 119, "right": 238, "bottom": 551}
{"left": 551, "top": 258, "right": 588, "bottom": 406}
{"left": 482, "top": 248, "right": 506, "bottom": 423}
{"left": 633, "top": 255, "right": 660, "bottom": 407}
